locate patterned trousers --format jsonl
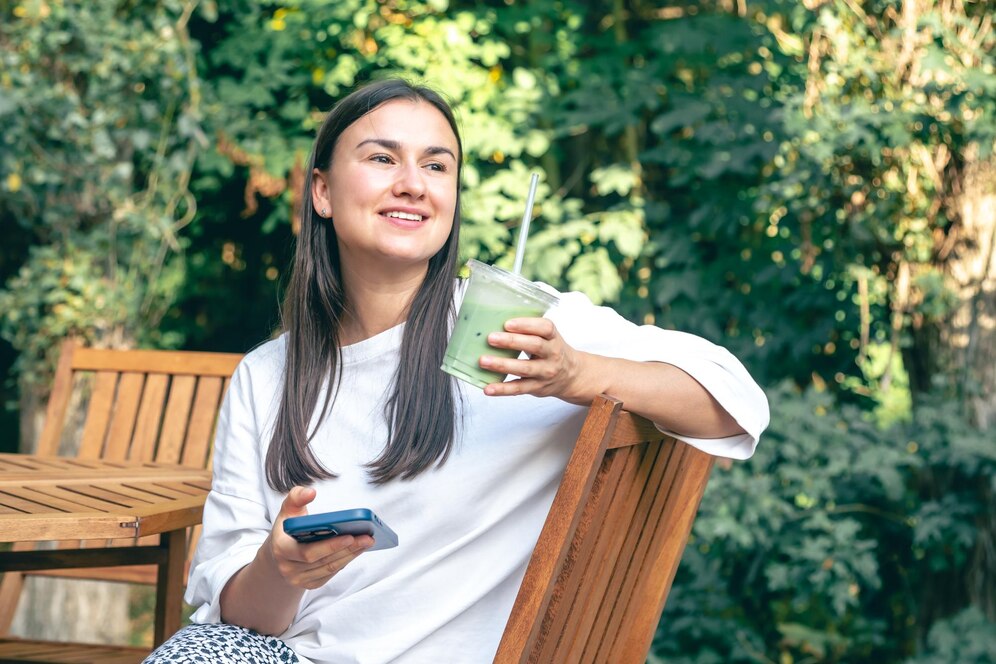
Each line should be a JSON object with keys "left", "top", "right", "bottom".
{"left": 144, "top": 623, "right": 299, "bottom": 663}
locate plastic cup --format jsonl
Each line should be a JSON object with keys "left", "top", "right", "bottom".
{"left": 442, "top": 259, "right": 559, "bottom": 389}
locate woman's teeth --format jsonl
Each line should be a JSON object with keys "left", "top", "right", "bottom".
{"left": 385, "top": 211, "right": 423, "bottom": 222}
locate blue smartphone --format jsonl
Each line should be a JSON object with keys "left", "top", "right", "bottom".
{"left": 282, "top": 508, "right": 398, "bottom": 551}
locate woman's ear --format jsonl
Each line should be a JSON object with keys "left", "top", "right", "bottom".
{"left": 311, "top": 168, "right": 332, "bottom": 218}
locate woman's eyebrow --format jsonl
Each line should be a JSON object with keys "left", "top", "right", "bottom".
{"left": 355, "top": 138, "right": 456, "bottom": 160}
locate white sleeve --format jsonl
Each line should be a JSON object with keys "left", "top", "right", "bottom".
{"left": 544, "top": 289, "right": 769, "bottom": 459}
{"left": 184, "top": 358, "right": 276, "bottom": 623}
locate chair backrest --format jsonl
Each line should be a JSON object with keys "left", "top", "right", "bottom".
{"left": 494, "top": 395, "right": 715, "bottom": 664}
{"left": 37, "top": 339, "right": 243, "bottom": 468}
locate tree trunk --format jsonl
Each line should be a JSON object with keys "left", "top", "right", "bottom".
{"left": 950, "top": 157, "right": 996, "bottom": 432}
{"left": 908, "top": 149, "right": 996, "bottom": 636}
{"left": 947, "top": 156, "right": 996, "bottom": 619}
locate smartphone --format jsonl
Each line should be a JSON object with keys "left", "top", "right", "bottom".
{"left": 282, "top": 508, "right": 398, "bottom": 551}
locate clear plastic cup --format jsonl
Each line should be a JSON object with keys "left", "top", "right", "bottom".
{"left": 441, "top": 259, "right": 559, "bottom": 389}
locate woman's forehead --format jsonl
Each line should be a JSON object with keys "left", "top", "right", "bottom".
{"left": 342, "top": 99, "right": 459, "bottom": 154}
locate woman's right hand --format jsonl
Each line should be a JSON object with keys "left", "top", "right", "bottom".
{"left": 268, "top": 486, "right": 374, "bottom": 590}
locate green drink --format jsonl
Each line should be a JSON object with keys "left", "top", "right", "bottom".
{"left": 442, "top": 260, "right": 559, "bottom": 389}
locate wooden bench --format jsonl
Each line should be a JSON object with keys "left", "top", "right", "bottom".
{"left": 0, "top": 340, "right": 243, "bottom": 662}
{"left": 0, "top": 344, "right": 714, "bottom": 663}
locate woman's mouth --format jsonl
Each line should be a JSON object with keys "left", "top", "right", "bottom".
{"left": 384, "top": 211, "right": 425, "bottom": 222}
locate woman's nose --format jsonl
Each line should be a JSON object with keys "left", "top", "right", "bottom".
{"left": 392, "top": 161, "right": 426, "bottom": 198}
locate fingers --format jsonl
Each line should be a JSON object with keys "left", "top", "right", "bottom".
{"left": 487, "top": 331, "right": 548, "bottom": 357}
{"left": 274, "top": 534, "right": 375, "bottom": 589}
{"left": 482, "top": 354, "right": 556, "bottom": 381}
{"left": 278, "top": 486, "right": 316, "bottom": 521}
{"left": 483, "top": 377, "right": 545, "bottom": 397}
{"left": 503, "top": 317, "right": 555, "bottom": 338}
{"left": 296, "top": 534, "right": 375, "bottom": 565}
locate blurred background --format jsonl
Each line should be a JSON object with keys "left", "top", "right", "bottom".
{"left": 0, "top": 0, "right": 993, "bottom": 661}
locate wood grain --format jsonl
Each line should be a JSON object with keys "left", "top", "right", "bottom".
{"left": 495, "top": 395, "right": 716, "bottom": 664}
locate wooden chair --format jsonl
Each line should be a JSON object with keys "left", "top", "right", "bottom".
{"left": 494, "top": 394, "right": 715, "bottom": 663}
{"left": 0, "top": 340, "right": 243, "bottom": 663}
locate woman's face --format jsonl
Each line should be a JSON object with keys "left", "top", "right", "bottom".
{"left": 312, "top": 99, "right": 459, "bottom": 280}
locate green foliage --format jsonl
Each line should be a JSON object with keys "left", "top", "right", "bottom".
{"left": 0, "top": 239, "right": 184, "bottom": 384}
{"left": 2, "top": 1, "right": 994, "bottom": 660}
{"left": 903, "top": 608, "right": 996, "bottom": 664}
{"left": 0, "top": 0, "right": 202, "bottom": 388}
{"left": 654, "top": 383, "right": 995, "bottom": 662}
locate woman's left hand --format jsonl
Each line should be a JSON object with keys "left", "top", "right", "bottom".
{"left": 480, "top": 317, "right": 597, "bottom": 405}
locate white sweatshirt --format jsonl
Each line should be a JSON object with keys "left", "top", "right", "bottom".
{"left": 185, "top": 286, "right": 769, "bottom": 664}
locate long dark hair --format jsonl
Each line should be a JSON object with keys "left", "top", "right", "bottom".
{"left": 265, "top": 79, "right": 463, "bottom": 491}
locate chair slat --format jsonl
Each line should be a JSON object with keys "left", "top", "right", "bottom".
{"left": 155, "top": 376, "right": 196, "bottom": 464}
{"left": 493, "top": 398, "right": 621, "bottom": 663}
{"left": 557, "top": 445, "right": 644, "bottom": 662}
{"left": 131, "top": 374, "right": 169, "bottom": 463}
{"left": 580, "top": 442, "right": 666, "bottom": 663}
{"left": 0, "top": 637, "right": 150, "bottom": 663}
{"left": 181, "top": 376, "right": 223, "bottom": 468}
{"left": 103, "top": 373, "right": 146, "bottom": 461}
{"left": 72, "top": 347, "right": 241, "bottom": 376}
{"left": 537, "top": 443, "right": 636, "bottom": 662}
{"left": 77, "top": 372, "right": 119, "bottom": 459}
{"left": 68, "top": 484, "right": 157, "bottom": 508}
{"left": 3, "top": 487, "right": 99, "bottom": 514}
{"left": 607, "top": 411, "right": 665, "bottom": 449}
{"left": 24, "top": 485, "right": 123, "bottom": 513}
{"left": 0, "top": 492, "right": 66, "bottom": 514}
{"left": 35, "top": 340, "right": 78, "bottom": 456}
{"left": 590, "top": 442, "right": 676, "bottom": 663}
{"left": 152, "top": 481, "right": 206, "bottom": 497}
{"left": 617, "top": 448, "right": 714, "bottom": 662}
{"left": 95, "top": 483, "right": 181, "bottom": 503}
{"left": 130, "top": 483, "right": 198, "bottom": 501}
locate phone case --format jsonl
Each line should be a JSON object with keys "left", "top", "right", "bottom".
{"left": 282, "top": 508, "right": 399, "bottom": 550}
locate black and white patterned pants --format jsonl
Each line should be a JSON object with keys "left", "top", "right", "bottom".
{"left": 144, "top": 623, "right": 299, "bottom": 663}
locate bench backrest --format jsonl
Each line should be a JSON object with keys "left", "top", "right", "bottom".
{"left": 37, "top": 340, "right": 243, "bottom": 467}
{"left": 495, "top": 395, "right": 715, "bottom": 663}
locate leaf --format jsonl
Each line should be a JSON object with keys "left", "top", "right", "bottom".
{"left": 590, "top": 164, "right": 640, "bottom": 197}
{"left": 650, "top": 100, "right": 712, "bottom": 136}
{"left": 565, "top": 249, "right": 622, "bottom": 304}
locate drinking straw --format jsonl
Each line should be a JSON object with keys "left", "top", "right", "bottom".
{"left": 512, "top": 173, "right": 540, "bottom": 275}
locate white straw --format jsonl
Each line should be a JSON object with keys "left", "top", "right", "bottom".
{"left": 512, "top": 173, "right": 540, "bottom": 275}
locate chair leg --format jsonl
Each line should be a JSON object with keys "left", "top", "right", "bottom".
{"left": 153, "top": 529, "right": 187, "bottom": 646}
{"left": 0, "top": 571, "right": 26, "bottom": 634}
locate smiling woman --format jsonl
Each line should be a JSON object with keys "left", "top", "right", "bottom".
{"left": 143, "top": 78, "right": 768, "bottom": 664}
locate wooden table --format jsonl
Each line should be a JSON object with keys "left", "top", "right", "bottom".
{"left": 0, "top": 453, "right": 211, "bottom": 645}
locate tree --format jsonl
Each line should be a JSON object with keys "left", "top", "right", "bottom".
{"left": 759, "top": 0, "right": 995, "bottom": 631}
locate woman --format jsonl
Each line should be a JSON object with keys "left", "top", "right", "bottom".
{"left": 147, "top": 79, "right": 769, "bottom": 663}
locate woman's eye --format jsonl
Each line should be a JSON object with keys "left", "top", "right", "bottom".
{"left": 425, "top": 162, "right": 447, "bottom": 172}
{"left": 371, "top": 154, "right": 393, "bottom": 164}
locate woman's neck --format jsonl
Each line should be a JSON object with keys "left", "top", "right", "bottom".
{"left": 338, "top": 265, "right": 427, "bottom": 346}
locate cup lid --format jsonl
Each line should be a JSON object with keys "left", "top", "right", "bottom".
{"left": 466, "top": 259, "right": 559, "bottom": 308}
